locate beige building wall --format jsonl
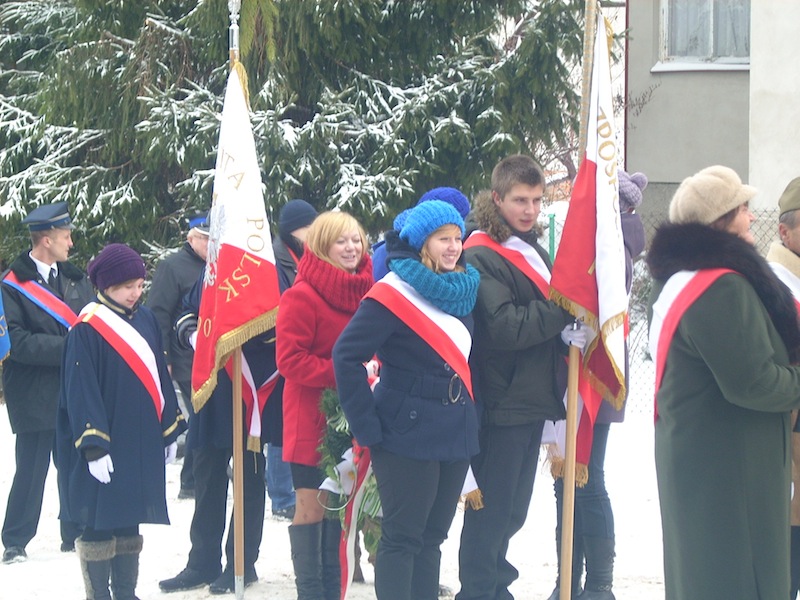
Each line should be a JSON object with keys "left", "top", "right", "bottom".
{"left": 625, "top": 1, "right": 749, "bottom": 215}
{"left": 749, "top": 3, "right": 800, "bottom": 209}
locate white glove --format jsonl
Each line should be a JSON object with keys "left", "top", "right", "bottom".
{"left": 560, "top": 323, "right": 587, "bottom": 350}
{"left": 165, "top": 441, "right": 178, "bottom": 465}
{"left": 88, "top": 454, "right": 114, "bottom": 484}
{"left": 189, "top": 331, "right": 198, "bottom": 350}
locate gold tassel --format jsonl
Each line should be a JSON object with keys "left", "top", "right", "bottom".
{"left": 231, "top": 59, "right": 251, "bottom": 110}
{"left": 462, "top": 488, "right": 484, "bottom": 511}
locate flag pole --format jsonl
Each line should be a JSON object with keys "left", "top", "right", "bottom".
{"left": 227, "top": 4, "right": 246, "bottom": 599}
{"left": 560, "top": 2, "right": 598, "bottom": 600}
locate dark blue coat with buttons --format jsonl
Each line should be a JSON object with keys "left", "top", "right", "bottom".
{"left": 333, "top": 298, "right": 480, "bottom": 462}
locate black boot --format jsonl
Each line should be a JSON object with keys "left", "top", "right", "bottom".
{"left": 289, "top": 522, "right": 324, "bottom": 599}
{"left": 76, "top": 537, "right": 116, "bottom": 600}
{"left": 577, "top": 537, "right": 615, "bottom": 600}
{"left": 545, "top": 532, "right": 583, "bottom": 600}
{"left": 111, "top": 535, "right": 143, "bottom": 600}
{"left": 791, "top": 526, "right": 800, "bottom": 599}
{"left": 322, "top": 519, "right": 342, "bottom": 600}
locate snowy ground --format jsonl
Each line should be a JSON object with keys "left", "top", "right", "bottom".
{"left": 0, "top": 399, "right": 665, "bottom": 599}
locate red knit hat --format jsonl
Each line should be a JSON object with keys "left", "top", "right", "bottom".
{"left": 87, "top": 243, "right": 146, "bottom": 291}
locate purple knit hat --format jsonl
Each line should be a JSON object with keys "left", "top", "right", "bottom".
{"left": 87, "top": 243, "right": 146, "bottom": 291}
{"left": 618, "top": 170, "right": 648, "bottom": 212}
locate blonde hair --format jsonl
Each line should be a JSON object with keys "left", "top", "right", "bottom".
{"left": 305, "top": 211, "right": 367, "bottom": 270}
{"left": 420, "top": 224, "right": 465, "bottom": 274}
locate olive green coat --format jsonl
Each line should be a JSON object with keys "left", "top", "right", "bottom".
{"left": 652, "top": 272, "right": 800, "bottom": 600}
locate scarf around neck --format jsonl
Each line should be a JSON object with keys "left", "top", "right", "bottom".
{"left": 388, "top": 257, "right": 479, "bottom": 317}
{"left": 296, "top": 250, "right": 374, "bottom": 314}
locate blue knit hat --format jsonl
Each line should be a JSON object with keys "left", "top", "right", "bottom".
{"left": 417, "top": 187, "right": 471, "bottom": 218}
{"left": 399, "top": 201, "right": 465, "bottom": 251}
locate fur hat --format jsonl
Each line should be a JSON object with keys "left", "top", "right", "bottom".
{"left": 278, "top": 199, "right": 318, "bottom": 237}
{"left": 417, "top": 187, "right": 471, "bottom": 219}
{"left": 399, "top": 201, "right": 465, "bottom": 251}
{"left": 618, "top": 170, "right": 647, "bottom": 212}
{"left": 778, "top": 177, "right": 800, "bottom": 217}
{"left": 87, "top": 243, "right": 146, "bottom": 291}
{"left": 669, "top": 165, "right": 757, "bottom": 225}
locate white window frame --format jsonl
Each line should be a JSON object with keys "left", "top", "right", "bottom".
{"left": 653, "top": 0, "right": 750, "bottom": 72}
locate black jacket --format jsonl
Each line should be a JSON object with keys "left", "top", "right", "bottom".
{"left": 145, "top": 242, "right": 206, "bottom": 385}
{"left": 465, "top": 192, "right": 570, "bottom": 426}
{"left": 1, "top": 252, "right": 94, "bottom": 433}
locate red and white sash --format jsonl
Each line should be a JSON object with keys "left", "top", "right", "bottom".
{"left": 78, "top": 303, "right": 166, "bottom": 421}
{"left": 463, "top": 231, "right": 551, "bottom": 297}
{"left": 365, "top": 272, "right": 473, "bottom": 399}
{"left": 224, "top": 356, "right": 280, "bottom": 451}
{"left": 649, "top": 268, "right": 736, "bottom": 419}
{"left": 3, "top": 271, "right": 79, "bottom": 329}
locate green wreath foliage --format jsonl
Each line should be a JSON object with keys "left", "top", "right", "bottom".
{"left": 318, "top": 388, "right": 381, "bottom": 556}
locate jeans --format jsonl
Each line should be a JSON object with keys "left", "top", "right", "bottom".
{"left": 554, "top": 423, "right": 614, "bottom": 541}
{"left": 265, "top": 443, "right": 295, "bottom": 511}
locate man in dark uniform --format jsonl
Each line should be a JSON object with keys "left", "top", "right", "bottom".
{"left": 158, "top": 274, "right": 275, "bottom": 594}
{"left": 146, "top": 212, "right": 209, "bottom": 499}
{"left": 1, "top": 201, "right": 94, "bottom": 563}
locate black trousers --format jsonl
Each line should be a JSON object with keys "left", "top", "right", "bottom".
{"left": 456, "top": 421, "right": 545, "bottom": 600}
{"left": 371, "top": 446, "right": 469, "bottom": 600}
{"left": 2, "top": 430, "right": 80, "bottom": 549}
{"left": 175, "top": 379, "right": 195, "bottom": 491}
{"left": 185, "top": 445, "right": 266, "bottom": 573}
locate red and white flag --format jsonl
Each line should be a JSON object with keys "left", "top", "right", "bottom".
{"left": 192, "top": 68, "right": 281, "bottom": 411}
{"left": 548, "top": 15, "right": 628, "bottom": 478}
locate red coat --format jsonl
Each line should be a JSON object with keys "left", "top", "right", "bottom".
{"left": 276, "top": 251, "right": 373, "bottom": 467}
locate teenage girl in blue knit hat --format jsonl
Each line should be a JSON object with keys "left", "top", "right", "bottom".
{"left": 334, "top": 200, "right": 481, "bottom": 600}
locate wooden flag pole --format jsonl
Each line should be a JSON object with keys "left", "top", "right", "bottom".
{"left": 227, "top": 4, "right": 245, "bottom": 599}
{"left": 560, "top": 2, "right": 598, "bottom": 600}
{"left": 231, "top": 348, "right": 246, "bottom": 599}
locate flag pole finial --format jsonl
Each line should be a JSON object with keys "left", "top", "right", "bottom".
{"left": 228, "top": 0, "right": 242, "bottom": 65}
{"left": 227, "top": 0, "right": 250, "bottom": 107}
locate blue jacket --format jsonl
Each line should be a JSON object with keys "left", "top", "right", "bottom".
{"left": 55, "top": 299, "right": 186, "bottom": 530}
{"left": 333, "top": 298, "right": 479, "bottom": 462}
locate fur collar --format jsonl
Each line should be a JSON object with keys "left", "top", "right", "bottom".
{"left": 8, "top": 251, "right": 86, "bottom": 283}
{"left": 468, "top": 190, "right": 543, "bottom": 244}
{"left": 647, "top": 222, "right": 800, "bottom": 362}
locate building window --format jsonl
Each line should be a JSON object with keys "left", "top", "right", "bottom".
{"left": 661, "top": 0, "right": 750, "bottom": 64}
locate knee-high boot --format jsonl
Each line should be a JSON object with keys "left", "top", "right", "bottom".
{"left": 322, "top": 519, "right": 342, "bottom": 600}
{"left": 76, "top": 537, "right": 116, "bottom": 600}
{"left": 545, "top": 531, "right": 583, "bottom": 600}
{"left": 111, "top": 535, "right": 143, "bottom": 600}
{"left": 577, "top": 536, "right": 615, "bottom": 600}
{"left": 289, "top": 522, "right": 324, "bottom": 600}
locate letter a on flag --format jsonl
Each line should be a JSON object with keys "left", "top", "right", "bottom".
{"left": 549, "top": 15, "right": 628, "bottom": 475}
{"left": 191, "top": 68, "right": 280, "bottom": 412}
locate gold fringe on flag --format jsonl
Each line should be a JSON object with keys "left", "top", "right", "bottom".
{"left": 191, "top": 307, "right": 278, "bottom": 414}
{"left": 546, "top": 444, "right": 589, "bottom": 488}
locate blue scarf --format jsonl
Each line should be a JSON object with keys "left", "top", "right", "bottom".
{"left": 388, "top": 257, "right": 480, "bottom": 317}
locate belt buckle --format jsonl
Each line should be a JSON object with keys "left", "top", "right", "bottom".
{"left": 448, "top": 374, "right": 463, "bottom": 404}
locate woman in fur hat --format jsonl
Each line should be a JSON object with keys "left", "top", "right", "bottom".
{"left": 55, "top": 243, "right": 186, "bottom": 600}
{"left": 334, "top": 200, "right": 481, "bottom": 600}
{"left": 647, "top": 166, "right": 800, "bottom": 600}
{"left": 276, "top": 211, "right": 373, "bottom": 599}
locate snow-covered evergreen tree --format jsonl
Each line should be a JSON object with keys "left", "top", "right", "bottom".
{"left": 0, "top": 0, "right": 583, "bottom": 265}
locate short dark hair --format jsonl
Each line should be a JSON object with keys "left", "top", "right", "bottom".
{"left": 780, "top": 208, "right": 800, "bottom": 229}
{"left": 491, "top": 154, "right": 546, "bottom": 200}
